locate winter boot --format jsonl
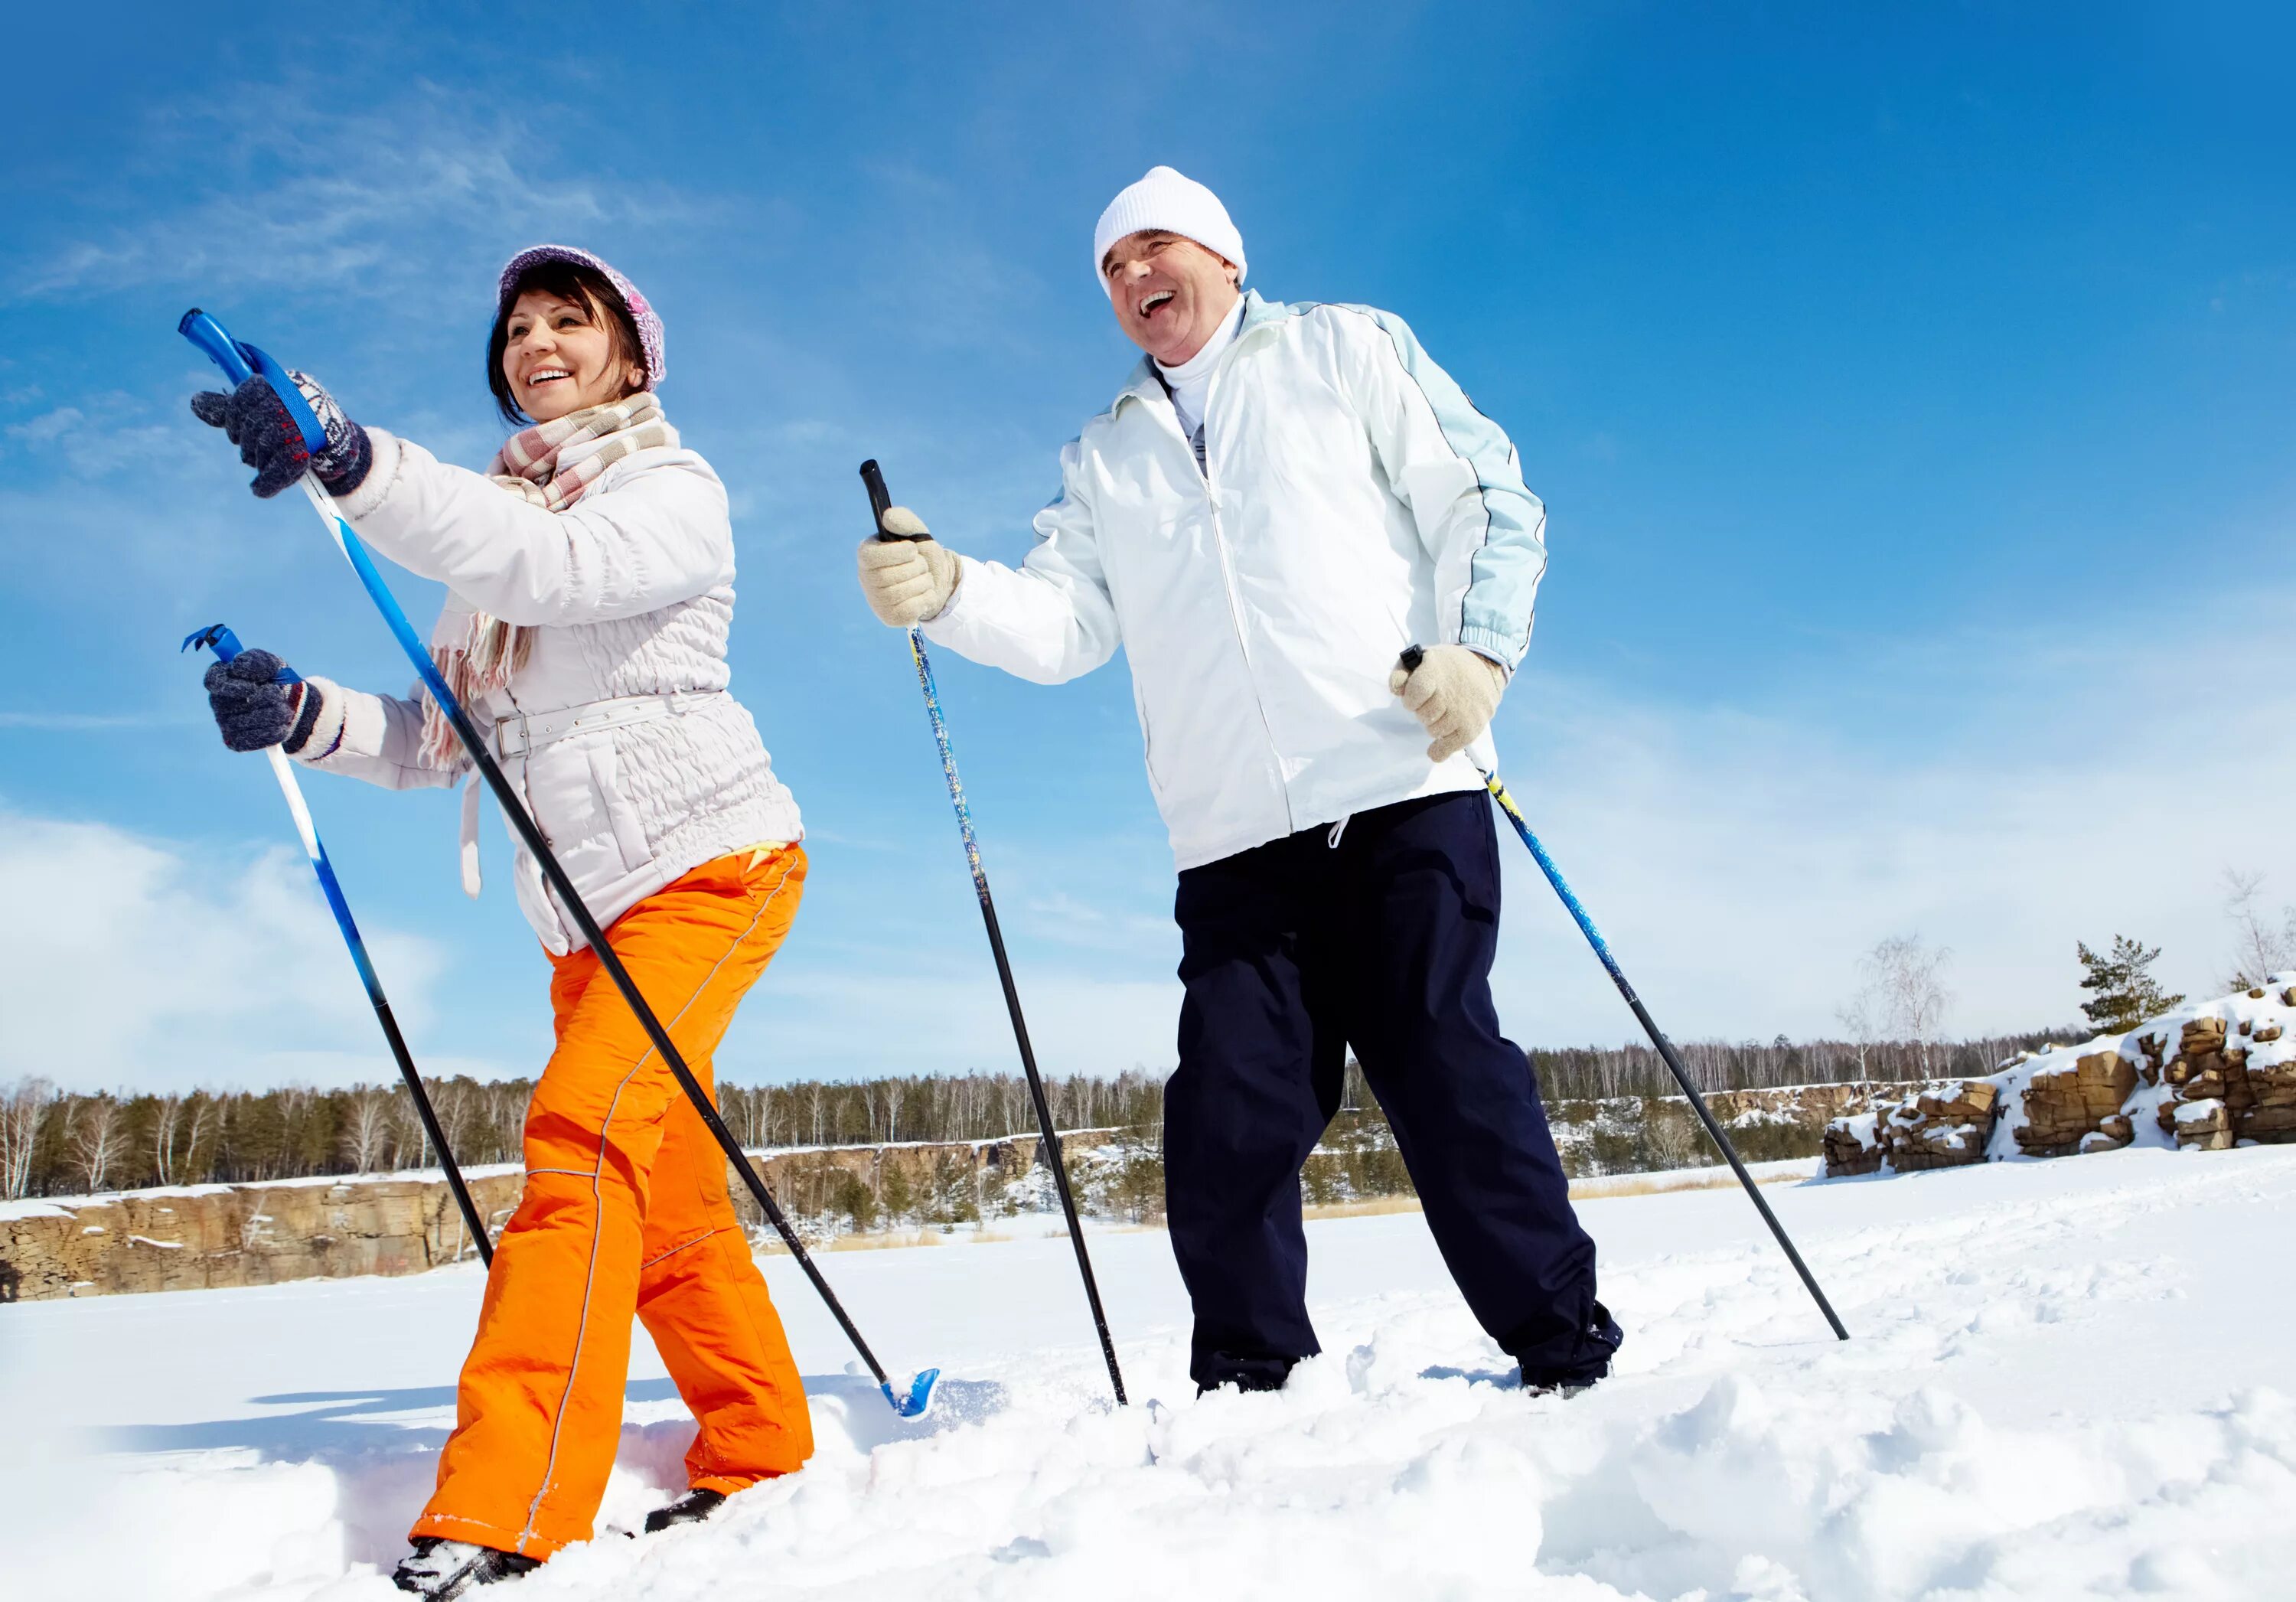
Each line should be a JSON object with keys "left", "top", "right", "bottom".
{"left": 1192, "top": 1348, "right": 1298, "bottom": 1396}
{"left": 1520, "top": 1299, "right": 1625, "bottom": 1398}
{"left": 1519, "top": 1370, "right": 1601, "bottom": 1398}
{"left": 391, "top": 1538, "right": 540, "bottom": 1597}
{"left": 643, "top": 1487, "right": 728, "bottom": 1533}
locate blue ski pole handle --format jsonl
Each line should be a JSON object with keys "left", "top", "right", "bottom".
{"left": 178, "top": 309, "right": 328, "bottom": 456}
{"left": 181, "top": 623, "right": 302, "bottom": 684}
{"left": 178, "top": 316, "right": 451, "bottom": 719}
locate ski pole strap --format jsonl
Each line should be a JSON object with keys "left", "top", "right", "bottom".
{"left": 179, "top": 308, "right": 328, "bottom": 456}
{"left": 182, "top": 622, "right": 302, "bottom": 684}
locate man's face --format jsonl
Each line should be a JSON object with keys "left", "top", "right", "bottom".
{"left": 1101, "top": 230, "right": 1241, "bottom": 366}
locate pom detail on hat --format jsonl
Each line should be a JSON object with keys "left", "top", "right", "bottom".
{"left": 496, "top": 244, "right": 666, "bottom": 387}
{"left": 1091, "top": 167, "right": 1246, "bottom": 292}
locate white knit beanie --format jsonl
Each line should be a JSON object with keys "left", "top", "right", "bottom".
{"left": 1092, "top": 166, "right": 1247, "bottom": 291}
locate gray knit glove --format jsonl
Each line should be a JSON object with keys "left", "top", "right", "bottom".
{"left": 202, "top": 651, "right": 346, "bottom": 759}
{"left": 1389, "top": 645, "right": 1508, "bottom": 762}
{"left": 856, "top": 507, "right": 960, "bottom": 626}
{"left": 189, "top": 370, "right": 371, "bottom": 500}
{"left": 204, "top": 651, "right": 316, "bottom": 752}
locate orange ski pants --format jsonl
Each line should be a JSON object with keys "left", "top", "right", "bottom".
{"left": 412, "top": 847, "right": 814, "bottom": 1559}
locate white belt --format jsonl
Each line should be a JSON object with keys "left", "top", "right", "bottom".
{"left": 489, "top": 690, "right": 721, "bottom": 759}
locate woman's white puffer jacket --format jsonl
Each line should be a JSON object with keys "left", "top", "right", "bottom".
{"left": 297, "top": 427, "right": 802, "bottom": 954}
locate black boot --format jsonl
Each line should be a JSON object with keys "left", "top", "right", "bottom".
{"left": 391, "top": 1538, "right": 540, "bottom": 1597}
{"left": 1519, "top": 1369, "right": 1603, "bottom": 1398}
{"left": 1191, "top": 1347, "right": 1300, "bottom": 1396}
{"left": 644, "top": 1487, "right": 728, "bottom": 1533}
{"left": 1520, "top": 1299, "right": 1624, "bottom": 1397}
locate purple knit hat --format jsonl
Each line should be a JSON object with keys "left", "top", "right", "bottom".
{"left": 495, "top": 244, "right": 666, "bottom": 387}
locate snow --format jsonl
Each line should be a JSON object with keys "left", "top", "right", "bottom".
{"left": 1564, "top": 1156, "right": 1812, "bottom": 1197}
{"left": 5, "top": 1146, "right": 2294, "bottom": 1600}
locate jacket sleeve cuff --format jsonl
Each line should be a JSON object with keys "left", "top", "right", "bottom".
{"left": 295, "top": 677, "right": 389, "bottom": 769}
{"left": 918, "top": 553, "right": 983, "bottom": 640}
{"left": 332, "top": 426, "right": 404, "bottom": 521}
{"left": 283, "top": 677, "right": 345, "bottom": 760}
{"left": 1458, "top": 626, "right": 1522, "bottom": 677}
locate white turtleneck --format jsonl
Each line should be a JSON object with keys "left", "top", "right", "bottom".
{"left": 1154, "top": 294, "right": 1246, "bottom": 468}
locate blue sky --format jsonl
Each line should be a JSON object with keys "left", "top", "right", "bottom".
{"left": 4, "top": 2, "right": 2292, "bottom": 1094}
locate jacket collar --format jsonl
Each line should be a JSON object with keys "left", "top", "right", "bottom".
{"left": 1111, "top": 290, "right": 1288, "bottom": 412}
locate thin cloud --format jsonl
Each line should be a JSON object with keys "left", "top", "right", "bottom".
{"left": 3, "top": 393, "right": 210, "bottom": 481}
{"left": 1485, "top": 585, "right": 2296, "bottom": 1046}
{"left": 0, "top": 811, "right": 446, "bottom": 1092}
{"left": 8, "top": 80, "right": 720, "bottom": 302}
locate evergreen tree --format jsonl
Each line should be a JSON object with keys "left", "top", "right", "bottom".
{"left": 2076, "top": 936, "right": 2183, "bottom": 1033}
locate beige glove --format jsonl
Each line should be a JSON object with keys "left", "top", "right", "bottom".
{"left": 1389, "top": 645, "right": 1508, "bottom": 762}
{"left": 856, "top": 506, "right": 960, "bottom": 626}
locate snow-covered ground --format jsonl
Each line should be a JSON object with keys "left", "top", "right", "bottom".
{"left": 5, "top": 1146, "right": 2292, "bottom": 1601}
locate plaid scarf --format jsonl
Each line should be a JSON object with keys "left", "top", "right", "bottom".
{"left": 418, "top": 393, "right": 679, "bottom": 765}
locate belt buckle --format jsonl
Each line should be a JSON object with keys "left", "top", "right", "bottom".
{"left": 495, "top": 710, "right": 531, "bottom": 758}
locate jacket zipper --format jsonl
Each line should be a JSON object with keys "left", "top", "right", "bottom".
{"left": 1194, "top": 339, "right": 1294, "bottom": 836}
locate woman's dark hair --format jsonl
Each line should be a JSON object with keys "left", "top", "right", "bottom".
{"left": 487, "top": 259, "right": 650, "bottom": 426}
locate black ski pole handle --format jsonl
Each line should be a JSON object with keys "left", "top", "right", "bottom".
{"left": 859, "top": 459, "right": 927, "bottom": 541}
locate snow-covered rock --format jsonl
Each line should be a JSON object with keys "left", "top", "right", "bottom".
{"left": 1826, "top": 976, "right": 2296, "bottom": 1176}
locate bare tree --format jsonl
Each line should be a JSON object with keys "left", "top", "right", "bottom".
{"left": 485, "top": 1082, "right": 528, "bottom": 1165}
{"left": 341, "top": 1088, "right": 393, "bottom": 1174}
{"left": 882, "top": 1078, "right": 906, "bottom": 1145}
{"left": 270, "top": 1083, "right": 315, "bottom": 1182}
{"left": 2222, "top": 869, "right": 2296, "bottom": 991}
{"left": 68, "top": 1097, "right": 127, "bottom": 1194}
{"left": 432, "top": 1079, "right": 473, "bottom": 1170}
{"left": 150, "top": 1095, "right": 184, "bottom": 1186}
{"left": 0, "top": 1078, "right": 53, "bottom": 1199}
{"left": 182, "top": 1097, "right": 214, "bottom": 1185}
{"left": 1834, "top": 992, "right": 1880, "bottom": 1083}
{"left": 387, "top": 1088, "right": 426, "bottom": 1170}
{"left": 1850, "top": 935, "right": 1953, "bottom": 1075}
{"left": 1644, "top": 1105, "right": 1704, "bottom": 1170}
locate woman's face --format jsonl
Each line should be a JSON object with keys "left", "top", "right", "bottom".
{"left": 501, "top": 289, "right": 644, "bottom": 423}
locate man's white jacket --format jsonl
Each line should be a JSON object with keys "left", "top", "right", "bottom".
{"left": 925, "top": 292, "right": 1548, "bottom": 872}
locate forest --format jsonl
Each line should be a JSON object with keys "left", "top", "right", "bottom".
{"left": 0, "top": 1027, "right": 2069, "bottom": 1202}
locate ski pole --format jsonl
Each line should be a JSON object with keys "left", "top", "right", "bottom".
{"left": 859, "top": 459, "right": 1128, "bottom": 1406}
{"left": 182, "top": 623, "right": 494, "bottom": 1268}
{"left": 181, "top": 311, "right": 938, "bottom": 1418}
{"left": 1399, "top": 648, "right": 1851, "bottom": 1342}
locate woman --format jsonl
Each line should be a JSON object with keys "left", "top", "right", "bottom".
{"left": 194, "top": 245, "right": 813, "bottom": 1595}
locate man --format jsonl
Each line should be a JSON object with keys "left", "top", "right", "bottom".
{"left": 856, "top": 166, "right": 1622, "bottom": 1395}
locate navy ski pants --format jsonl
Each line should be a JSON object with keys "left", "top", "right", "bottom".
{"left": 1163, "top": 791, "right": 1616, "bottom": 1391}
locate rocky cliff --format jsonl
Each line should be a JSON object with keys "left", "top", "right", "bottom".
{"left": 1824, "top": 978, "right": 2296, "bottom": 1177}
{"left": 0, "top": 1129, "right": 1117, "bottom": 1303}
{"left": 1, "top": 1077, "right": 1928, "bottom": 1303}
